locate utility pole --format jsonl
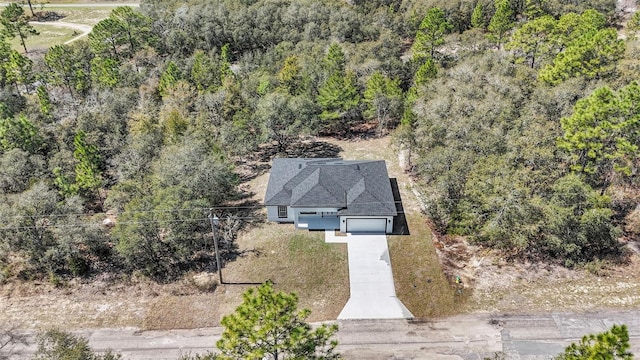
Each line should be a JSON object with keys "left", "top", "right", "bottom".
{"left": 208, "top": 211, "right": 223, "bottom": 284}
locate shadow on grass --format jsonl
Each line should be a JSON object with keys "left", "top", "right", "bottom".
{"left": 222, "top": 281, "right": 265, "bottom": 285}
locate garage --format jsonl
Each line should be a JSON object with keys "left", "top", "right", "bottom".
{"left": 345, "top": 218, "right": 388, "bottom": 233}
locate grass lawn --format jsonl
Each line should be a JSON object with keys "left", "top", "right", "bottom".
{"left": 10, "top": 25, "right": 77, "bottom": 52}
{"left": 141, "top": 223, "right": 349, "bottom": 329}
{"left": 389, "top": 213, "right": 468, "bottom": 318}
{"left": 221, "top": 222, "right": 350, "bottom": 323}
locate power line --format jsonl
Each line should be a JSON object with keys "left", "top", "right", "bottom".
{"left": 0, "top": 210, "right": 417, "bottom": 231}
{"left": 0, "top": 204, "right": 267, "bottom": 221}
{"left": 0, "top": 216, "right": 264, "bottom": 231}
{"left": 0, "top": 186, "right": 609, "bottom": 230}
{"left": 0, "top": 199, "right": 416, "bottom": 221}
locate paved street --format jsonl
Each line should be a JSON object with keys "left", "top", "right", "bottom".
{"left": 497, "top": 311, "right": 640, "bottom": 359}
{"left": 4, "top": 310, "right": 640, "bottom": 359}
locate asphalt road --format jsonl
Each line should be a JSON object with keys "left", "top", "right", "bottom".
{"left": 4, "top": 310, "right": 640, "bottom": 359}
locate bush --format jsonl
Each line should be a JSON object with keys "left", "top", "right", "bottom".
{"left": 33, "top": 329, "right": 121, "bottom": 360}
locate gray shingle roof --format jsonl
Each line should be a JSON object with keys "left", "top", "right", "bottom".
{"left": 264, "top": 158, "right": 397, "bottom": 216}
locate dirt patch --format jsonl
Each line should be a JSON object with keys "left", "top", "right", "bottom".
{"left": 427, "top": 224, "right": 640, "bottom": 314}
{"left": 1, "top": 276, "right": 157, "bottom": 329}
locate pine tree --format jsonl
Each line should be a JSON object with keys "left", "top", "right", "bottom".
{"left": 0, "top": 3, "right": 38, "bottom": 53}
{"left": 539, "top": 28, "right": 624, "bottom": 85}
{"left": 555, "top": 325, "right": 633, "bottom": 360}
{"left": 216, "top": 282, "right": 341, "bottom": 360}
{"left": 524, "top": 0, "right": 548, "bottom": 20}
{"left": 558, "top": 82, "right": 640, "bottom": 186}
{"left": 220, "top": 43, "right": 233, "bottom": 81}
{"left": 73, "top": 131, "right": 102, "bottom": 198}
{"left": 325, "top": 43, "right": 346, "bottom": 74}
{"left": 506, "top": 15, "right": 556, "bottom": 68}
{"left": 628, "top": 11, "right": 640, "bottom": 40}
{"left": 4, "top": 49, "right": 32, "bottom": 92}
{"left": 317, "top": 71, "right": 360, "bottom": 134}
{"left": 363, "top": 71, "right": 403, "bottom": 132}
{"left": 412, "top": 7, "right": 452, "bottom": 60}
{"left": 191, "top": 49, "right": 221, "bottom": 92}
{"left": 488, "top": 0, "right": 514, "bottom": 47}
{"left": 36, "top": 85, "right": 52, "bottom": 117}
{"left": 317, "top": 43, "right": 360, "bottom": 134}
{"left": 414, "top": 57, "right": 437, "bottom": 86}
{"left": 471, "top": 3, "right": 485, "bottom": 29}
{"left": 90, "top": 57, "right": 120, "bottom": 88}
{"left": 158, "top": 61, "right": 181, "bottom": 97}
{"left": 278, "top": 55, "right": 303, "bottom": 95}
{"left": 0, "top": 114, "right": 43, "bottom": 154}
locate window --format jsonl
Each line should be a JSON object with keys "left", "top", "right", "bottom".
{"left": 300, "top": 211, "right": 317, "bottom": 215}
{"left": 278, "top": 206, "right": 287, "bottom": 218}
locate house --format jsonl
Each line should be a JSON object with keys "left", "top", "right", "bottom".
{"left": 264, "top": 158, "right": 397, "bottom": 233}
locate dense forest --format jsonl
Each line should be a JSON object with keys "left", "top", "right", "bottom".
{"left": 0, "top": 0, "right": 639, "bottom": 283}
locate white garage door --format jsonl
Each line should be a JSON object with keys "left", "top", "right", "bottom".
{"left": 346, "top": 218, "right": 387, "bottom": 233}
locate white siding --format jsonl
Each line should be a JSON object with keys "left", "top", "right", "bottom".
{"left": 266, "top": 206, "right": 294, "bottom": 222}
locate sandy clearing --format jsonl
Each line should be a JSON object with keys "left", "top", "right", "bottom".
{"left": 29, "top": 21, "right": 93, "bottom": 44}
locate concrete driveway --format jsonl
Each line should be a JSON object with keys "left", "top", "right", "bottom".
{"left": 325, "top": 230, "right": 413, "bottom": 320}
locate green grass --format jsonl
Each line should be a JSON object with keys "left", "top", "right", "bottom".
{"left": 389, "top": 213, "right": 469, "bottom": 318}
{"left": 16, "top": 25, "right": 78, "bottom": 51}
{"left": 285, "top": 233, "right": 348, "bottom": 294}
{"left": 142, "top": 227, "right": 349, "bottom": 329}
{"left": 9, "top": 32, "right": 76, "bottom": 53}
{"left": 222, "top": 224, "right": 350, "bottom": 322}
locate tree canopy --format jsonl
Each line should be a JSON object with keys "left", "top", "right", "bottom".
{"left": 558, "top": 82, "right": 640, "bottom": 186}
{"left": 216, "top": 282, "right": 341, "bottom": 360}
{"left": 412, "top": 7, "right": 452, "bottom": 59}
{"left": 0, "top": 0, "right": 635, "bottom": 283}
{"left": 32, "top": 329, "right": 121, "bottom": 360}
{"left": 0, "top": 3, "right": 38, "bottom": 53}
{"left": 555, "top": 324, "right": 633, "bottom": 360}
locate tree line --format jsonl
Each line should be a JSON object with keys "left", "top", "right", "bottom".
{"left": 401, "top": 0, "right": 639, "bottom": 266}
{"left": 0, "top": 0, "right": 637, "bottom": 284}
